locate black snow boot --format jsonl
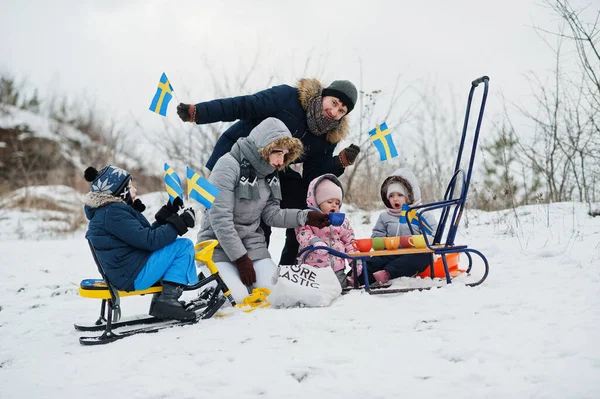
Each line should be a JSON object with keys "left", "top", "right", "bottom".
{"left": 149, "top": 282, "right": 196, "bottom": 321}
{"left": 149, "top": 293, "right": 186, "bottom": 315}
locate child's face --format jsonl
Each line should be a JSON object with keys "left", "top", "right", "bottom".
{"left": 319, "top": 198, "right": 341, "bottom": 214}
{"left": 388, "top": 192, "right": 406, "bottom": 209}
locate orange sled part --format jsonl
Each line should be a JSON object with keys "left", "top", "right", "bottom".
{"left": 416, "top": 253, "right": 466, "bottom": 279}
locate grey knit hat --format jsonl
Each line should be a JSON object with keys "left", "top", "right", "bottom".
{"left": 322, "top": 80, "right": 358, "bottom": 114}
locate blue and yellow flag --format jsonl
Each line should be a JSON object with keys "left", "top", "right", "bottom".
{"left": 399, "top": 203, "right": 434, "bottom": 235}
{"left": 164, "top": 163, "right": 184, "bottom": 203}
{"left": 149, "top": 73, "right": 173, "bottom": 116}
{"left": 187, "top": 166, "right": 220, "bottom": 209}
{"left": 369, "top": 122, "right": 398, "bottom": 161}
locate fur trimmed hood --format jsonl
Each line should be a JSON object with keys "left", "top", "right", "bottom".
{"left": 296, "top": 78, "right": 350, "bottom": 144}
{"left": 380, "top": 168, "right": 422, "bottom": 208}
{"left": 84, "top": 191, "right": 126, "bottom": 209}
{"left": 257, "top": 136, "right": 304, "bottom": 168}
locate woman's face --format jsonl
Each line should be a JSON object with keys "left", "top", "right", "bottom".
{"left": 269, "top": 149, "right": 289, "bottom": 169}
{"left": 321, "top": 96, "right": 348, "bottom": 121}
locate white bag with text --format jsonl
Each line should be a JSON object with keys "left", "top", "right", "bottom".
{"left": 268, "top": 264, "right": 342, "bottom": 308}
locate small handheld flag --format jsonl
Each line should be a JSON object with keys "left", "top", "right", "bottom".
{"left": 369, "top": 122, "right": 398, "bottom": 161}
{"left": 399, "top": 203, "right": 434, "bottom": 235}
{"left": 149, "top": 73, "right": 174, "bottom": 116}
{"left": 164, "top": 163, "right": 184, "bottom": 204}
{"left": 187, "top": 166, "right": 220, "bottom": 209}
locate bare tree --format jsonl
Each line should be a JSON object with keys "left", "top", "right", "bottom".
{"left": 541, "top": 0, "right": 600, "bottom": 106}
{"left": 513, "top": 0, "right": 600, "bottom": 208}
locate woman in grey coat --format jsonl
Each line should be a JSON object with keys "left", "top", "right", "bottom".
{"left": 197, "top": 117, "right": 330, "bottom": 302}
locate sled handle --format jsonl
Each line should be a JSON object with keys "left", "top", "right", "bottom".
{"left": 471, "top": 76, "right": 490, "bottom": 87}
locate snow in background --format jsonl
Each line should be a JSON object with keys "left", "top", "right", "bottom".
{"left": 0, "top": 105, "right": 94, "bottom": 172}
{"left": 0, "top": 189, "right": 599, "bottom": 399}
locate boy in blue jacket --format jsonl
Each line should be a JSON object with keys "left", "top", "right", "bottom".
{"left": 83, "top": 164, "right": 198, "bottom": 321}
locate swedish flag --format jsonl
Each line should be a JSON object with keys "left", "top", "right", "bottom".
{"left": 369, "top": 122, "right": 398, "bottom": 161}
{"left": 400, "top": 204, "right": 434, "bottom": 235}
{"left": 149, "top": 73, "right": 173, "bottom": 116}
{"left": 187, "top": 166, "right": 220, "bottom": 209}
{"left": 164, "top": 163, "right": 184, "bottom": 203}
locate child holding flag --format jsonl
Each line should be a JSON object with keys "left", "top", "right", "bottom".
{"left": 84, "top": 165, "right": 199, "bottom": 321}
{"left": 353, "top": 168, "right": 438, "bottom": 286}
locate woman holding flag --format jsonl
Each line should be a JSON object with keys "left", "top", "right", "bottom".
{"left": 196, "top": 117, "right": 331, "bottom": 303}
{"left": 177, "top": 78, "right": 360, "bottom": 266}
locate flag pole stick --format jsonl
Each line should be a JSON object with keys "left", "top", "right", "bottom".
{"left": 172, "top": 90, "right": 181, "bottom": 105}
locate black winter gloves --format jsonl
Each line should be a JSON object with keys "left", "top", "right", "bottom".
{"left": 132, "top": 198, "right": 146, "bottom": 212}
{"left": 180, "top": 208, "right": 196, "bottom": 228}
{"left": 177, "top": 103, "right": 196, "bottom": 123}
{"left": 338, "top": 144, "right": 360, "bottom": 167}
{"left": 305, "top": 211, "right": 331, "bottom": 228}
{"left": 166, "top": 208, "right": 196, "bottom": 236}
{"left": 155, "top": 197, "right": 184, "bottom": 225}
{"left": 234, "top": 254, "right": 256, "bottom": 286}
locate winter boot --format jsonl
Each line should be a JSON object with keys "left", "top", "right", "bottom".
{"left": 373, "top": 270, "right": 391, "bottom": 284}
{"left": 150, "top": 282, "right": 196, "bottom": 321}
{"left": 149, "top": 292, "right": 186, "bottom": 315}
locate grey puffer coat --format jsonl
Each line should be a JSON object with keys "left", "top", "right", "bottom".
{"left": 197, "top": 117, "right": 309, "bottom": 263}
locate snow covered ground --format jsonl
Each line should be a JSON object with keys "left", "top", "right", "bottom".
{"left": 1, "top": 195, "right": 599, "bottom": 399}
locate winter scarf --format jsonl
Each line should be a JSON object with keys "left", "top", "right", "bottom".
{"left": 229, "top": 136, "right": 282, "bottom": 201}
{"left": 305, "top": 92, "right": 340, "bottom": 136}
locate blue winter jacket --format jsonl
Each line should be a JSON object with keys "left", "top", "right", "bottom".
{"left": 197, "top": 79, "right": 350, "bottom": 183}
{"left": 84, "top": 193, "right": 179, "bottom": 291}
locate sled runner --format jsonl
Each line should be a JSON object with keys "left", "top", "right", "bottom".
{"left": 76, "top": 239, "right": 235, "bottom": 345}
{"left": 299, "top": 76, "right": 491, "bottom": 295}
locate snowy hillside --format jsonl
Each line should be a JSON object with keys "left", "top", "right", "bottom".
{"left": 0, "top": 105, "right": 94, "bottom": 172}
{"left": 0, "top": 195, "right": 599, "bottom": 399}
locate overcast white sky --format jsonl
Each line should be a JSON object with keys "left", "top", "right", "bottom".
{"left": 1, "top": 0, "right": 595, "bottom": 152}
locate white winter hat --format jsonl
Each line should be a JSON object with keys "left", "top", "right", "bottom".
{"left": 387, "top": 182, "right": 407, "bottom": 198}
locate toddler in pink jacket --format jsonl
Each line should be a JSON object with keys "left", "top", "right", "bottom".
{"left": 295, "top": 174, "right": 360, "bottom": 288}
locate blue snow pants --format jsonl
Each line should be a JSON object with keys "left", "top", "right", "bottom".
{"left": 133, "top": 238, "right": 198, "bottom": 289}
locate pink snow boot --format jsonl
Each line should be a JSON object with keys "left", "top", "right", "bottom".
{"left": 373, "top": 270, "right": 391, "bottom": 284}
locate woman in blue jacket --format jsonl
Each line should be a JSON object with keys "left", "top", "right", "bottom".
{"left": 84, "top": 164, "right": 198, "bottom": 321}
{"left": 177, "top": 78, "right": 360, "bottom": 265}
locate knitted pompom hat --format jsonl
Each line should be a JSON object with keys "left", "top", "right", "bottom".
{"left": 84, "top": 165, "right": 132, "bottom": 198}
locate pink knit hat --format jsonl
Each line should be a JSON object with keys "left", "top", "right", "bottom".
{"left": 315, "top": 178, "right": 343, "bottom": 206}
